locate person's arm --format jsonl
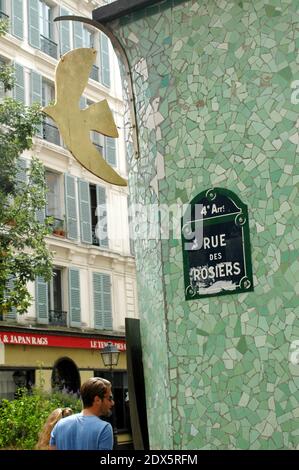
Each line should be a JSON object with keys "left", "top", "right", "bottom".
{"left": 98, "top": 422, "right": 113, "bottom": 450}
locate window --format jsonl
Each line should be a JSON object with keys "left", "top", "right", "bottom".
{"left": 77, "top": 180, "right": 108, "bottom": 248}
{"left": 39, "top": 0, "right": 57, "bottom": 58}
{"left": 100, "top": 33, "right": 110, "bottom": 87}
{"left": 39, "top": 0, "right": 52, "bottom": 39}
{"left": 48, "top": 268, "right": 67, "bottom": 326}
{"left": 49, "top": 268, "right": 62, "bottom": 311}
{"left": 90, "top": 184, "right": 97, "bottom": 245}
{"left": 36, "top": 267, "right": 80, "bottom": 327}
{"left": 42, "top": 79, "right": 60, "bottom": 145}
{"left": 45, "top": 170, "right": 65, "bottom": 235}
{"left": 28, "top": 0, "right": 57, "bottom": 57}
{"left": 46, "top": 171, "right": 62, "bottom": 218}
{"left": 83, "top": 27, "right": 99, "bottom": 81}
{"left": 1, "top": 0, "right": 23, "bottom": 39}
{"left": 0, "top": 278, "right": 17, "bottom": 321}
{"left": 0, "top": 369, "right": 35, "bottom": 401}
{"left": 83, "top": 26, "right": 94, "bottom": 48}
{"left": 90, "top": 184, "right": 108, "bottom": 248}
{"left": 48, "top": 268, "right": 66, "bottom": 326}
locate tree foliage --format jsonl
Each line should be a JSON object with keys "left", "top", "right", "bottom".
{"left": 0, "top": 20, "right": 53, "bottom": 315}
{"left": 0, "top": 387, "right": 81, "bottom": 449}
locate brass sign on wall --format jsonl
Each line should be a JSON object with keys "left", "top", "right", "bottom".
{"left": 181, "top": 188, "right": 254, "bottom": 300}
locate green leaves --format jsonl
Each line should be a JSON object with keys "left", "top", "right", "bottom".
{"left": 0, "top": 387, "right": 81, "bottom": 449}
{"left": 0, "top": 158, "right": 53, "bottom": 314}
{"left": 0, "top": 22, "right": 53, "bottom": 315}
{"left": 0, "top": 18, "right": 9, "bottom": 37}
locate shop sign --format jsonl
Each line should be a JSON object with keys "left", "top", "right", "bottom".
{"left": 0, "top": 331, "right": 126, "bottom": 351}
{"left": 181, "top": 187, "right": 254, "bottom": 300}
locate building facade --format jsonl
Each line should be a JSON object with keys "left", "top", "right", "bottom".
{"left": 0, "top": 0, "right": 137, "bottom": 442}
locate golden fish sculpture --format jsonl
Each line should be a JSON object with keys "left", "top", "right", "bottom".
{"left": 43, "top": 48, "right": 127, "bottom": 186}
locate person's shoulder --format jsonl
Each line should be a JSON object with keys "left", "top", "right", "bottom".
{"left": 98, "top": 418, "right": 113, "bottom": 430}
{"left": 56, "top": 412, "right": 80, "bottom": 427}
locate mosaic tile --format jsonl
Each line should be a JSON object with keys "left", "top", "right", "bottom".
{"left": 109, "top": 0, "right": 299, "bottom": 449}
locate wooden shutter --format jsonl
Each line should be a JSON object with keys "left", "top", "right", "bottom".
{"left": 13, "top": 63, "right": 25, "bottom": 103}
{"left": 31, "top": 71, "right": 42, "bottom": 136}
{"left": 96, "top": 185, "right": 108, "bottom": 248}
{"left": 60, "top": 8, "right": 71, "bottom": 55}
{"left": 28, "top": 0, "right": 40, "bottom": 48}
{"left": 105, "top": 137, "right": 116, "bottom": 167}
{"left": 64, "top": 174, "right": 78, "bottom": 240}
{"left": 100, "top": 33, "right": 110, "bottom": 87}
{"left": 69, "top": 268, "right": 81, "bottom": 327}
{"left": 12, "top": 0, "right": 24, "bottom": 39}
{"left": 35, "top": 276, "right": 49, "bottom": 324}
{"left": 78, "top": 179, "right": 92, "bottom": 244}
{"left": 93, "top": 273, "right": 112, "bottom": 330}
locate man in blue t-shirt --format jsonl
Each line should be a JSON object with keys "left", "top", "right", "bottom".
{"left": 50, "top": 377, "right": 115, "bottom": 450}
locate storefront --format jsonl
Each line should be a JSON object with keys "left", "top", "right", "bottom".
{"left": 0, "top": 326, "right": 131, "bottom": 445}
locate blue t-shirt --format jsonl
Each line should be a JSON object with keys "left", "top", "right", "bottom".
{"left": 50, "top": 413, "right": 113, "bottom": 450}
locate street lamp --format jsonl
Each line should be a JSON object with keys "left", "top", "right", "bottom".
{"left": 100, "top": 341, "right": 120, "bottom": 450}
{"left": 100, "top": 341, "right": 120, "bottom": 369}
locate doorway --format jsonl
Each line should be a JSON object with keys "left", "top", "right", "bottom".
{"left": 51, "top": 357, "right": 80, "bottom": 395}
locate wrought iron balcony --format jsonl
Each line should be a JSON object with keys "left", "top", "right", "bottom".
{"left": 49, "top": 309, "right": 67, "bottom": 327}
{"left": 92, "top": 225, "right": 98, "bottom": 245}
{"left": 40, "top": 35, "right": 58, "bottom": 59}
{"left": 42, "top": 120, "right": 60, "bottom": 145}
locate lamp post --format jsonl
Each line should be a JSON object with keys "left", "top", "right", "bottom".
{"left": 100, "top": 341, "right": 120, "bottom": 450}
{"left": 100, "top": 341, "right": 120, "bottom": 369}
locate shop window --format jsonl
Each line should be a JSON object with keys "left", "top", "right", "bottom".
{"left": 0, "top": 369, "right": 35, "bottom": 400}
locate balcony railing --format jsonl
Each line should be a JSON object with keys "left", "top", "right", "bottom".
{"left": 43, "top": 120, "right": 60, "bottom": 146}
{"left": 40, "top": 35, "right": 58, "bottom": 59}
{"left": 90, "top": 64, "right": 99, "bottom": 81}
{"left": 49, "top": 310, "right": 67, "bottom": 327}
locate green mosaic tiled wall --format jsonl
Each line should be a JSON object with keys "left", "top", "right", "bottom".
{"left": 110, "top": 0, "right": 299, "bottom": 449}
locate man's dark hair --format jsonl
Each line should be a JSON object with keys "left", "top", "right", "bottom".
{"left": 80, "top": 377, "right": 111, "bottom": 408}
